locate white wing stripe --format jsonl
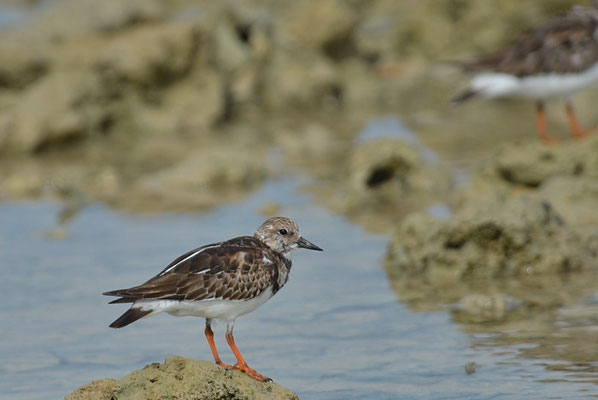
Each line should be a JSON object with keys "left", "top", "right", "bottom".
{"left": 157, "top": 244, "right": 219, "bottom": 277}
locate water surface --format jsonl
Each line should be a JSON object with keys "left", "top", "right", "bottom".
{"left": 1, "top": 178, "right": 598, "bottom": 399}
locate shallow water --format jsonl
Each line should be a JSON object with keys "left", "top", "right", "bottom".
{"left": 1, "top": 175, "right": 598, "bottom": 400}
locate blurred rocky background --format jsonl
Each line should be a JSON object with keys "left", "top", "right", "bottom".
{"left": 3, "top": 0, "right": 598, "bottom": 396}
{"left": 0, "top": 0, "right": 592, "bottom": 216}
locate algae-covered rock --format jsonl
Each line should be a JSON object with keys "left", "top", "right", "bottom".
{"left": 309, "top": 137, "right": 453, "bottom": 232}
{"left": 67, "top": 378, "right": 120, "bottom": 400}
{"left": 385, "top": 195, "right": 595, "bottom": 315}
{"left": 0, "top": 70, "right": 109, "bottom": 153}
{"left": 131, "top": 67, "right": 224, "bottom": 136}
{"left": 261, "top": 47, "right": 339, "bottom": 109}
{"left": 389, "top": 195, "right": 588, "bottom": 277}
{"left": 349, "top": 139, "right": 423, "bottom": 192}
{"left": 472, "top": 135, "right": 598, "bottom": 189}
{"left": 345, "top": 139, "right": 451, "bottom": 221}
{"left": 128, "top": 144, "right": 268, "bottom": 212}
{"left": 66, "top": 356, "right": 299, "bottom": 400}
{"left": 450, "top": 136, "right": 598, "bottom": 255}
{"left": 0, "top": 39, "right": 49, "bottom": 89}
{"left": 96, "top": 22, "right": 200, "bottom": 86}
{"left": 351, "top": 139, "right": 451, "bottom": 197}
{"left": 388, "top": 0, "right": 585, "bottom": 60}
{"left": 278, "top": 0, "right": 357, "bottom": 50}
{"left": 489, "top": 141, "right": 583, "bottom": 187}
{"left": 453, "top": 135, "right": 598, "bottom": 223}
{"left": 538, "top": 176, "right": 598, "bottom": 244}
{"left": 275, "top": 122, "right": 348, "bottom": 177}
{"left": 25, "top": 0, "right": 164, "bottom": 39}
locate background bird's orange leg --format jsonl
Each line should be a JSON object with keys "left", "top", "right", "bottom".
{"left": 225, "top": 330, "right": 271, "bottom": 382}
{"left": 535, "top": 101, "right": 553, "bottom": 142}
{"left": 565, "top": 101, "right": 590, "bottom": 138}
{"left": 205, "top": 322, "right": 233, "bottom": 369}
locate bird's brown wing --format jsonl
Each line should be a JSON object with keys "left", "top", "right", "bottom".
{"left": 103, "top": 237, "right": 275, "bottom": 302}
{"left": 466, "top": 6, "right": 598, "bottom": 76}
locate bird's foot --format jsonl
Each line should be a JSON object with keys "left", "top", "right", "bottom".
{"left": 570, "top": 124, "right": 595, "bottom": 139}
{"left": 215, "top": 360, "right": 234, "bottom": 369}
{"left": 233, "top": 362, "right": 272, "bottom": 382}
{"left": 539, "top": 135, "right": 559, "bottom": 144}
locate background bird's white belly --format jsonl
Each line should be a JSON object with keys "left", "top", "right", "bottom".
{"left": 134, "top": 287, "right": 274, "bottom": 320}
{"left": 516, "top": 61, "right": 598, "bottom": 99}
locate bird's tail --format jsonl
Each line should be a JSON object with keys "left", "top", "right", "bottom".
{"left": 109, "top": 308, "right": 153, "bottom": 329}
{"left": 451, "top": 88, "right": 479, "bottom": 105}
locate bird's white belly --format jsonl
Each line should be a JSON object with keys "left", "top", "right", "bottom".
{"left": 133, "top": 287, "right": 274, "bottom": 320}
{"left": 516, "top": 61, "right": 598, "bottom": 99}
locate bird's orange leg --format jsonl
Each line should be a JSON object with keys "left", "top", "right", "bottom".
{"left": 225, "top": 330, "right": 271, "bottom": 382}
{"left": 205, "top": 322, "right": 233, "bottom": 369}
{"left": 535, "top": 101, "right": 554, "bottom": 143}
{"left": 565, "top": 101, "right": 592, "bottom": 138}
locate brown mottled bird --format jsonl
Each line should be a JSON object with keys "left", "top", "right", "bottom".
{"left": 454, "top": 4, "right": 598, "bottom": 142}
{"left": 103, "top": 217, "right": 323, "bottom": 382}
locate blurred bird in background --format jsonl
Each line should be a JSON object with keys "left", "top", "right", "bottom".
{"left": 454, "top": 3, "right": 598, "bottom": 142}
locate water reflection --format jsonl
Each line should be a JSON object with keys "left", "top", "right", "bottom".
{"left": 385, "top": 241, "right": 598, "bottom": 396}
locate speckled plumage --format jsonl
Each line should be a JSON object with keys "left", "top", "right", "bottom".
{"left": 105, "top": 236, "right": 291, "bottom": 304}
{"left": 464, "top": 5, "right": 598, "bottom": 76}
{"left": 103, "top": 217, "right": 322, "bottom": 382}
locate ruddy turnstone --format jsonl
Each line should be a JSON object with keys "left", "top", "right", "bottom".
{"left": 453, "top": 4, "right": 598, "bottom": 142}
{"left": 103, "top": 217, "right": 323, "bottom": 382}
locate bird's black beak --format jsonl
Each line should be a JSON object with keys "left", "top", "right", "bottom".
{"left": 297, "top": 237, "right": 323, "bottom": 251}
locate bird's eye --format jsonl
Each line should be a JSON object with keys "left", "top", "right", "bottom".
{"left": 278, "top": 228, "right": 288, "bottom": 235}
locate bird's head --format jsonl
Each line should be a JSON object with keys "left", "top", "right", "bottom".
{"left": 255, "top": 217, "right": 323, "bottom": 256}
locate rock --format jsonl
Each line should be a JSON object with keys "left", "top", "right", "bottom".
{"left": 1, "top": 162, "right": 45, "bottom": 198}
{"left": 212, "top": 22, "right": 254, "bottom": 73}
{"left": 261, "top": 47, "right": 339, "bottom": 109}
{"left": 129, "top": 144, "right": 268, "bottom": 212}
{"left": 65, "top": 356, "right": 299, "bottom": 400}
{"left": 66, "top": 378, "right": 119, "bottom": 400}
{"left": 26, "top": 0, "right": 165, "bottom": 40}
{"left": 96, "top": 22, "right": 200, "bottom": 86}
{"left": 475, "top": 134, "right": 598, "bottom": 188}
{"left": 0, "top": 39, "right": 49, "bottom": 89}
{"left": 539, "top": 176, "right": 598, "bottom": 235}
{"left": 450, "top": 169, "right": 510, "bottom": 213}
{"left": 308, "top": 137, "right": 452, "bottom": 233}
{"left": 0, "top": 70, "right": 108, "bottom": 153}
{"left": 132, "top": 67, "right": 224, "bottom": 135}
{"left": 350, "top": 139, "right": 423, "bottom": 191}
{"left": 490, "top": 141, "right": 582, "bottom": 187}
{"left": 390, "top": 195, "right": 587, "bottom": 277}
{"left": 275, "top": 123, "right": 347, "bottom": 176}
{"left": 453, "top": 135, "right": 598, "bottom": 214}
{"left": 464, "top": 361, "right": 479, "bottom": 375}
{"left": 388, "top": 0, "right": 581, "bottom": 60}
{"left": 81, "top": 0, "right": 165, "bottom": 32}
{"left": 385, "top": 195, "right": 595, "bottom": 312}
{"left": 278, "top": 0, "right": 356, "bottom": 51}
{"left": 346, "top": 138, "right": 452, "bottom": 209}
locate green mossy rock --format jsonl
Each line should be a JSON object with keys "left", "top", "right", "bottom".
{"left": 66, "top": 356, "right": 299, "bottom": 400}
